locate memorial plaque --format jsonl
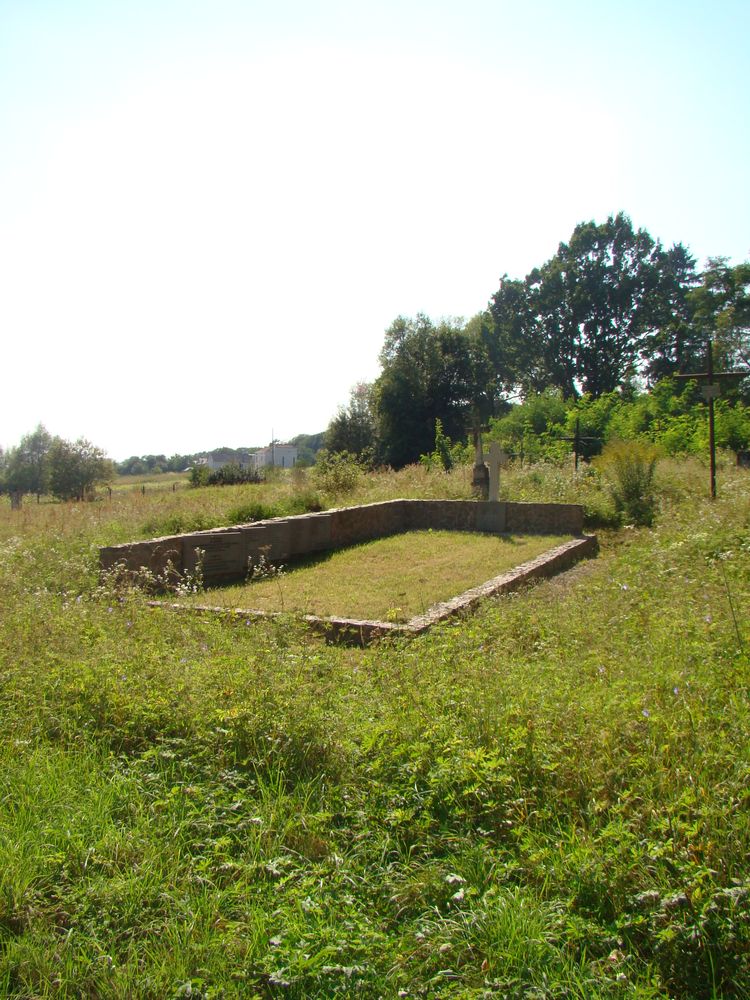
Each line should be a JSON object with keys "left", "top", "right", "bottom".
{"left": 243, "top": 522, "right": 292, "bottom": 564}
{"left": 182, "top": 532, "right": 245, "bottom": 583}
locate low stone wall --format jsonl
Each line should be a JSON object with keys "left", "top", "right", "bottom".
{"left": 100, "top": 498, "right": 585, "bottom": 587}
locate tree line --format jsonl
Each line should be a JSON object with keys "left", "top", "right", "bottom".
{"left": 0, "top": 425, "right": 114, "bottom": 503}
{"left": 326, "top": 214, "right": 749, "bottom": 467}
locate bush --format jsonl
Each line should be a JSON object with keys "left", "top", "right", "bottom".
{"left": 312, "top": 450, "right": 361, "bottom": 495}
{"left": 595, "top": 439, "right": 660, "bottom": 526}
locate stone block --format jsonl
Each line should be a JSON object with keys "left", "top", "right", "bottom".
{"left": 475, "top": 501, "right": 506, "bottom": 533}
{"left": 288, "top": 513, "right": 332, "bottom": 555}
{"left": 182, "top": 531, "right": 246, "bottom": 583}
{"left": 242, "top": 521, "right": 292, "bottom": 566}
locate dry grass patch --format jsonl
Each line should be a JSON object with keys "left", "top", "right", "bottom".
{"left": 182, "top": 530, "right": 572, "bottom": 622}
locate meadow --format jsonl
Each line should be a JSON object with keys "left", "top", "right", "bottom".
{"left": 0, "top": 457, "right": 748, "bottom": 998}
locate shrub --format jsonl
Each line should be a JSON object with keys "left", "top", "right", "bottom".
{"left": 312, "top": 449, "right": 361, "bottom": 495}
{"left": 595, "top": 439, "right": 660, "bottom": 526}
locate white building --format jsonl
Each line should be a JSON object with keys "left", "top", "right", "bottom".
{"left": 251, "top": 443, "right": 298, "bottom": 469}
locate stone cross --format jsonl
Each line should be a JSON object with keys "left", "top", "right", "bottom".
{"left": 486, "top": 442, "right": 507, "bottom": 502}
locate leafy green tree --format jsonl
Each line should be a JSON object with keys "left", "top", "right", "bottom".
{"left": 488, "top": 389, "right": 569, "bottom": 462}
{"left": 326, "top": 383, "right": 376, "bottom": 462}
{"left": 1, "top": 424, "right": 53, "bottom": 500}
{"left": 563, "top": 214, "right": 661, "bottom": 397}
{"left": 48, "top": 437, "right": 114, "bottom": 501}
{"left": 641, "top": 243, "right": 702, "bottom": 381}
{"left": 489, "top": 214, "right": 698, "bottom": 399}
{"left": 374, "top": 314, "right": 495, "bottom": 468}
{"left": 689, "top": 257, "right": 750, "bottom": 370}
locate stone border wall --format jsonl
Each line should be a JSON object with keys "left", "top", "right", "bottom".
{"left": 100, "top": 499, "right": 585, "bottom": 587}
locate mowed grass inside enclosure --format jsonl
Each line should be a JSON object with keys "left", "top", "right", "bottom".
{"left": 182, "top": 530, "right": 572, "bottom": 620}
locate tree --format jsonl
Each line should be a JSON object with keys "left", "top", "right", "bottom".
{"left": 641, "top": 243, "right": 702, "bottom": 382}
{"left": 0, "top": 424, "right": 53, "bottom": 501}
{"left": 48, "top": 437, "right": 114, "bottom": 501}
{"left": 373, "top": 314, "right": 495, "bottom": 468}
{"left": 562, "top": 214, "right": 661, "bottom": 397}
{"left": 689, "top": 257, "right": 750, "bottom": 370}
{"left": 325, "top": 382, "right": 376, "bottom": 461}
{"left": 488, "top": 214, "right": 699, "bottom": 399}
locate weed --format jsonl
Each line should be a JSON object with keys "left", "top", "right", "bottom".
{"left": 595, "top": 439, "right": 661, "bottom": 526}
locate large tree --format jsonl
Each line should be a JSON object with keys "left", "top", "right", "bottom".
{"left": 48, "top": 437, "right": 114, "bottom": 501}
{"left": 641, "top": 242, "right": 702, "bottom": 382}
{"left": 325, "top": 382, "right": 377, "bottom": 461}
{"left": 1, "top": 424, "right": 53, "bottom": 500}
{"left": 489, "top": 213, "right": 699, "bottom": 398}
{"left": 689, "top": 257, "right": 750, "bottom": 370}
{"left": 373, "top": 314, "right": 495, "bottom": 468}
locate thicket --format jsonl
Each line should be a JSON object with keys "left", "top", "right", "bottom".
{"left": 486, "top": 382, "right": 750, "bottom": 463}
{"left": 189, "top": 462, "right": 263, "bottom": 488}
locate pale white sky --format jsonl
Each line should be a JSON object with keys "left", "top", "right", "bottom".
{"left": 1, "top": 0, "right": 748, "bottom": 460}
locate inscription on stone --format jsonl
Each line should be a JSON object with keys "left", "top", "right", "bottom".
{"left": 183, "top": 532, "right": 245, "bottom": 580}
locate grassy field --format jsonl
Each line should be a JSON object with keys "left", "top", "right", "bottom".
{"left": 0, "top": 457, "right": 748, "bottom": 998}
{"left": 182, "top": 530, "right": 572, "bottom": 621}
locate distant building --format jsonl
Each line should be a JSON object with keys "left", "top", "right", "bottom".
{"left": 198, "top": 450, "right": 254, "bottom": 472}
{"left": 194, "top": 443, "right": 298, "bottom": 473}
{"left": 251, "top": 443, "right": 298, "bottom": 469}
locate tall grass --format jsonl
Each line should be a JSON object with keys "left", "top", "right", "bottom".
{"left": 0, "top": 458, "right": 748, "bottom": 997}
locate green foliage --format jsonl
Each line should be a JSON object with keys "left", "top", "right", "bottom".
{"left": 289, "top": 431, "right": 327, "bottom": 467}
{"left": 489, "top": 389, "right": 570, "bottom": 462}
{"left": 48, "top": 437, "right": 114, "bottom": 501}
{"left": 595, "top": 439, "right": 660, "bottom": 526}
{"left": 312, "top": 449, "right": 362, "bottom": 496}
{"left": 189, "top": 463, "right": 262, "bottom": 488}
{"left": 490, "top": 213, "right": 698, "bottom": 398}
{"left": 689, "top": 257, "right": 750, "bottom": 370}
{"left": 374, "top": 313, "right": 496, "bottom": 467}
{"left": 420, "top": 418, "right": 454, "bottom": 471}
{"left": 486, "top": 382, "right": 750, "bottom": 465}
{"left": 325, "top": 382, "right": 376, "bottom": 463}
{"left": 0, "top": 424, "right": 53, "bottom": 498}
{"left": 118, "top": 452, "right": 194, "bottom": 475}
{"left": 189, "top": 464, "right": 210, "bottom": 487}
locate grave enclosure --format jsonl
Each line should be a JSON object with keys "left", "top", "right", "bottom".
{"left": 100, "top": 499, "right": 596, "bottom": 643}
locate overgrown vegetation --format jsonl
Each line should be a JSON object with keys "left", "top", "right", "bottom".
{"left": 0, "top": 459, "right": 748, "bottom": 997}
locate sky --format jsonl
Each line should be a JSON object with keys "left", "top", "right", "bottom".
{"left": 1, "top": 0, "right": 748, "bottom": 461}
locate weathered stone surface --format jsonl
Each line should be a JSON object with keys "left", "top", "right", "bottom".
{"left": 288, "top": 513, "right": 332, "bottom": 555}
{"left": 475, "top": 501, "right": 506, "bottom": 533}
{"left": 100, "top": 537, "right": 183, "bottom": 581}
{"left": 505, "top": 501, "right": 583, "bottom": 535}
{"left": 243, "top": 522, "right": 292, "bottom": 565}
{"left": 328, "top": 501, "right": 405, "bottom": 548}
{"left": 182, "top": 531, "right": 245, "bottom": 582}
